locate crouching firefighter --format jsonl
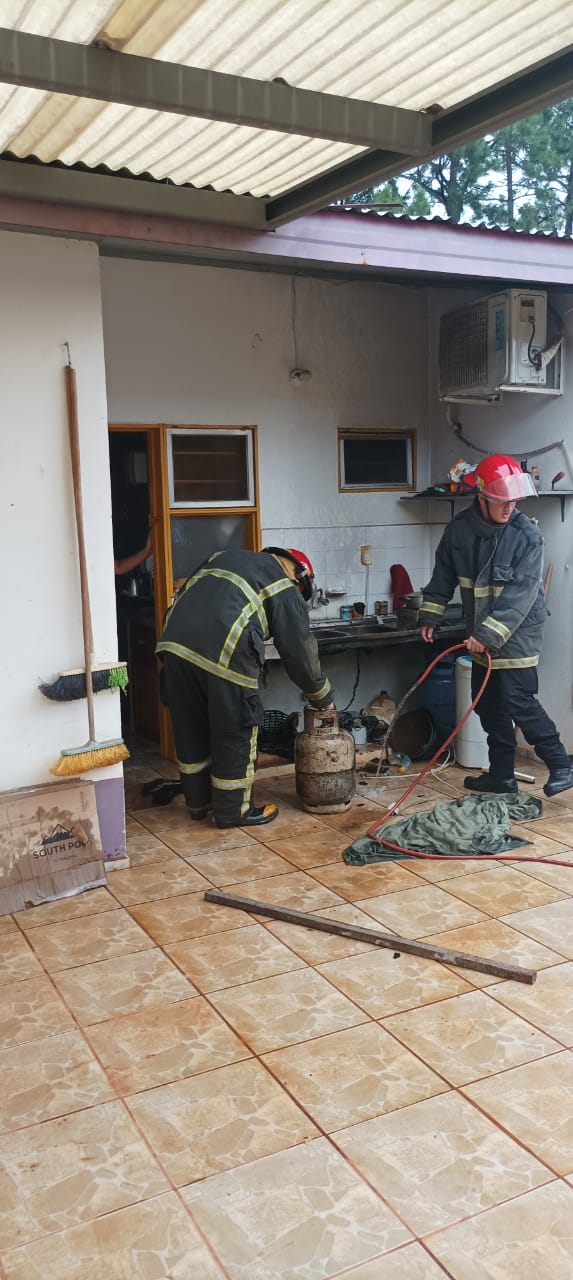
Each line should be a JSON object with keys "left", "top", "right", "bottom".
{"left": 420, "top": 453, "right": 573, "bottom": 799}
{"left": 156, "top": 547, "right": 333, "bottom": 828}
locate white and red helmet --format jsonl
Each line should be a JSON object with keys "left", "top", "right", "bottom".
{"left": 264, "top": 546, "right": 315, "bottom": 600}
{"left": 475, "top": 454, "right": 537, "bottom": 502}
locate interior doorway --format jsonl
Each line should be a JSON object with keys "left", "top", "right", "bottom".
{"left": 108, "top": 423, "right": 261, "bottom": 760}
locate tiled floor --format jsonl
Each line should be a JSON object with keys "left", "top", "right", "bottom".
{"left": 2, "top": 756, "right": 573, "bottom": 1277}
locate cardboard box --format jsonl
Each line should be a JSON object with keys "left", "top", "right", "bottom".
{"left": 0, "top": 779, "right": 107, "bottom": 916}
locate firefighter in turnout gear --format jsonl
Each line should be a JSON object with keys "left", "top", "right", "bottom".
{"left": 420, "top": 453, "right": 573, "bottom": 799}
{"left": 156, "top": 547, "right": 333, "bottom": 828}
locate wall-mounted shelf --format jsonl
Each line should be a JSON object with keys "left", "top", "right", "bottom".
{"left": 400, "top": 490, "right": 573, "bottom": 522}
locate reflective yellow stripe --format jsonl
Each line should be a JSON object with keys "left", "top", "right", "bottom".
{"left": 306, "top": 677, "right": 331, "bottom": 702}
{"left": 198, "top": 567, "right": 268, "bottom": 636}
{"left": 212, "top": 774, "right": 253, "bottom": 790}
{"left": 421, "top": 601, "right": 445, "bottom": 616}
{"left": 482, "top": 616, "right": 512, "bottom": 641}
{"left": 458, "top": 576, "right": 473, "bottom": 589}
{"left": 260, "top": 578, "right": 293, "bottom": 601}
{"left": 241, "top": 725, "right": 259, "bottom": 816}
{"left": 178, "top": 756, "right": 211, "bottom": 775}
{"left": 475, "top": 585, "right": 504, "bottom": 598}
{"left": 472, "top": 654, "right": 539, "bottom": 669}
{"left": 219, "top": 602, "right": 257, "bottom": 668}
{"left": 156, "top": 641, "right": 259, "bottom": 689}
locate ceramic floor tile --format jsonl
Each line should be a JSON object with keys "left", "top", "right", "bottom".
{"left": 0, "top": 975, "right": 73, "bottom": 1046}
{"left": 0, "top": 1101, "right": 167, "bottom": 1252}
{"left": 248, "top": 809, "right": 335, "bottom": 844}
{"left": 107, "top": 857, "right": 211, "bottom": 905}
{"left": 262, "top": 1021, "right": 448, "bottom": 1131}
{"left": 209, "top": 967, "right": 368, "bottom": 1053}
{"left": 14, "top": 888, "right": 118, "bottom": 931}
{"left": 508, "top": 831, "right": 572, "bottom": 858}
{"left": 160, "top": 824, "right": 259, "bottom": 856}
{"left": 26, "top": 909, "right": 153, "bottom": 972}
{"left": 182, "top": 1136, "right": 411, "bottom": 1279}
{"left": 464, "top": 1050, "right": 573, "bottom": 1174}
{"left": 316, "top": 803, "right": 390, "bottom": 837}
{"left": 52, "top": 948, "right": 196, "bottom": 1025}
{"left": 487, "top": 961, "right": 573, "bottom": 1045}
{"left": 87, "top": 995, "right": 250, "bottom": 1093}
{"left": 518, "top": 814, "right": 573, "bottom": 844}
{"left": 356, "top": 884, "right": 487, "bottom": 938}
{"left": 403, "top": 855, "right": 503, "bottom": 882}
{"left": 511, "top": 853, "right": 573, "bottom": 893}
{"left": 266, "top": 903, "right": 384, "bottom": 963}
{"left": 332, "top": 1243, "right": 448, "bottom": 1279}
{"left": 308, "top": 860, "right": 420, "bottom": 901}
{"left": 262, "top": 828, "right": 353, "bottom": 867}
{"left": 382, "top": 989, "right": 560, "bottom": 1085}
{"left": 501, "top": 899, "right": 573, "bottom": 959}
{"left": 124, "top": 837, "right": 175, "bottom": 868}
{"left": 0, "top": 1028, "right": 115, "bottom": 1133}
{"left": 0, "top": 1192, "right": 225, "bottom": 1280}
{"left": 317, "top": 949, "right": 471, "bottom": 1019}
{"left": 0, "top": 916, "right": 16, "bottom": 935}
{"left": 335, "top": 1091, "right": 550, "bottom": 1237}
{"left": 129, "top": 1057, "right": 317, "bottom": 1185}
{"left": 166, "top": 923, "right": 305, "bottom": 991}
{"left": 128, "top": 803, "right": 192, "bottom": 833}
{"left": 428, "top": 1180, "right": 573, "bottom": 1280}
{"left": 444, "top": 865, "right": 567, "bottom": 915}
{"left": 422, "top": 918, "right": 563, "bottom": 988}
{"left": 0, "top": 933, "right": 43, "bottom": 987}
{"left": 220, "top": 870, "right": 344, "bottom": 913}
{"left": 182, "top": 842, "right": 294, "bottom": 884}
{"left": 130, "top": 890, "right": 252, "bottom": 945}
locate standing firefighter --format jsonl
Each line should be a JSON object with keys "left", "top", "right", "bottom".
{"left": 156, "top": 547, "right": 332, "bottom": 828}
{"left": 420, "top": 453, "right": 573, "bottom": 798}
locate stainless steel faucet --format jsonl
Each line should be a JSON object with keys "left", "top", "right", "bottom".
{"left": 310, "top": 584, "right": 329, "bottom": 608}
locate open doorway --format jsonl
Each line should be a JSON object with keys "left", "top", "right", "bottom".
{"left": 108, "top": 423, "right": 262, "bottom": 761}
{"left": 109, "top": 430, "right": 159, "bottom": 744}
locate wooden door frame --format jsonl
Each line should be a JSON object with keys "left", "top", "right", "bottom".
{"left": 108, "top": 423, "right": 261, "bottom": 759}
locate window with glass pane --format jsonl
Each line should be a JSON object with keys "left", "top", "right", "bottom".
{"left": 338, "top": 430, "right": 415, "bottom": 491}
{"left": 168, "top": 429, "right": 253, "bottom": 506}
{"left": 170, "top": 514, "right": 249, "bottom": 581}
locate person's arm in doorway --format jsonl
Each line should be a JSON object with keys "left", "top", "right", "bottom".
{"left": 114, "top": 532, "right": 152, "bottom": 577}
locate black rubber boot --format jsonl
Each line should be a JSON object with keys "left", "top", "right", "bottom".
{"left": 188, "top": 806, "right": 212, "bottom": 821}
{"left": 544, "top": 767, "right": 573, "bottom": 797}
{"left": 216, "top": 803, "right": 279, "bottom": 829}
{"left": 464, "top": 773, "right": 518, "bottom": 795}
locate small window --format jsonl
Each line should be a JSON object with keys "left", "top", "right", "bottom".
{"left": 167, "top": 428, "right": 254, "bottom": 507}
{"left": 338, "top": 430, "right": 415, "bottom": 492}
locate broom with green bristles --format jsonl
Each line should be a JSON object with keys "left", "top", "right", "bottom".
{"left": 51, "top": 351, "right": 129, "bottom": 777}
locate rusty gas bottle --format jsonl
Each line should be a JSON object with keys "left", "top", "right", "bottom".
{"left": 295, "top": 707, "right": 356, "bottom": 814}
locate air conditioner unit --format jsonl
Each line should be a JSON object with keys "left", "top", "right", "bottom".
{"left": 438, "top": 289, "right": 563, "bottom": 402}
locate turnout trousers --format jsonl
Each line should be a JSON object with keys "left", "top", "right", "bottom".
{"left": 161, "top": 653, "right": 263, "bottom": 825}
{"left": 471, "top": 664, "right": 569, "bottom": 779}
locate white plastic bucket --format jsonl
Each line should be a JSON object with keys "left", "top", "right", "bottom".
{"left": 455, "top": 656, "right": 489, "bottom": 769}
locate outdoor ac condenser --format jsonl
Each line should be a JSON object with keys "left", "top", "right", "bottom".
{"left": 438, "top": 289, "right": 563, "bottom": 402}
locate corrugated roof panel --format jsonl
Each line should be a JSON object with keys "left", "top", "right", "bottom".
{"left": 1, "top": 0, "right": 573, "bottom": 199}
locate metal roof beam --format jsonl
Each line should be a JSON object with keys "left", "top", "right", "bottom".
{"left": 0, "top": 26, "right": 431, "bottom": 155}
{"left": 266, "top": 46, "right": 573, "bottom": 225}
{"left": 0, "top": 156, "right": 266, "bottom": 228}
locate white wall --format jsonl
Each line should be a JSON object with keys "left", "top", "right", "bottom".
{"left": 0, "top": 232, "right": 122, "bottom": 790}
{"left": 428, "top": 285, "right": 573, "bottom": 750}
{"left": 101, "top": 259, "right": 433, "bottom": 617}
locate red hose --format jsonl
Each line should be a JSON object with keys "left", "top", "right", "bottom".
{"left": 365, "top": 641, "right": 573, "bottom": 869}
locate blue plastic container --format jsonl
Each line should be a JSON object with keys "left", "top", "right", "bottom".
{"left": 418, "top": 655, "right": 456, "bottom": 745}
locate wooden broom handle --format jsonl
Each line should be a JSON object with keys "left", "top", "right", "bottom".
{"left": 64, "top": 363, "right": 96, "bottom": 741}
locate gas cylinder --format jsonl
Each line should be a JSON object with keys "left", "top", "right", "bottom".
{"left": 295, "top": 707, "right": 356, "bottom": 814}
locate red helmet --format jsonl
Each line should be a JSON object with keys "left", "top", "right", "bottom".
{"left": 287, "top": 548, "right": 314, "bottom": 601}
{"left": 475, "top": 454, "right": 537, "bottom": 502}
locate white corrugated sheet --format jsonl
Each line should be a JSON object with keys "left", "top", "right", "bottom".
{"left": 1, "top": 0, "right": 572, "bottom": 197}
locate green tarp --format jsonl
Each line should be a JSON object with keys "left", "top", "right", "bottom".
{"left": 343, "top": 792, "right": 542, "bottom": 865}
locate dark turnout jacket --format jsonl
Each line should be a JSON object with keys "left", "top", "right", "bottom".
{"left": 156, "top": 549, "right": 332, "bottom": 707}
{"left": 419, "top": 500, "right": 549, "bottom": 669}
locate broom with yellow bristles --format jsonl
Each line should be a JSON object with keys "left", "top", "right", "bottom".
{"left": 51, "top": 352, "right": 129, "bottom": 776}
